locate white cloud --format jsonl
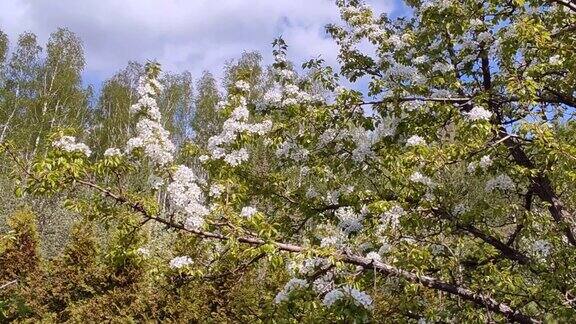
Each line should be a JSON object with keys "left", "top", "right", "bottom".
{"left": 0, "top": 0, "right": 393, "bottom": 82}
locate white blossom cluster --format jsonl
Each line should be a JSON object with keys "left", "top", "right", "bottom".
{"left": 167, "top": 165, "right": 209, "bottom": 229}
{"left": 273, "top": 278, "right": 308, "bottom": 304}
{"left": 335, "top": 206, "right": 365, "bottom": 234}
{"left": 531, "top": 240, "right": 552, "bottom": 257}
{"left": 312, "top": 271, "right": 335, "bottom": 294}
{"left": 103, "top": 147, "right": 122, "bottom": 157}
{"left": 136, "top": 247, "right": 150, "bottom": 257}
{"left": 380, "top": 55, "right": 426, "bottom": 86}
{"left": 281, "top": 256, "right": 373, "bottom": 309}
{"left": 549, "top": 55, "right": 562, "bottom": 65}
{"left": 234, "top": 80, "right": 250, "bottom": 92}
{"left": 169, "top": 256, "right": 193, "bottom": 269}
{"left": 410, "top": 172, "right": 435, "bottom": 187}
{"left": 338, "top": 2, "right": 385, "bottom": 44}
{"left": 299, "top": 257, "right": 331, "bottom": 276}
{"left": 366, "top": 251, "right": 382, "bottom": 262}
{"left": 325, "top": 189, "right": 340, "bottom": 205}
{"left": 419, "top": 0, "right": 453, "bottom": 12}
{"left": 432, "top": 62, "right": 454, "bottom": 73}
{"left": 320, "top": 235, "right": 343, "bottom": 247}
{"left": 240, "top": 206, "right": 258, "bottom": 218}
{"left": 126, "top": 71, "right": 175, "bottom": 166}
{"left": 207, "top": 85, "right": 273, "bottom": 166}
{"left": 209, "top": 184, "right": 225, "bottom": 198}
{"left": 275, "top": 139, "right": 310, "bottom": 162}
{"left": 318, "top": 128, "right": 347, "bottom": 146}
{"left": 406, "top": 135, "right": 426, "bottom": 147}
{"left": 477, "top": 31, "right": 493, "bottom": 44}
{"left": 52, "top": 135, "right": 92, "bottom": 157}
{"left": 485, "top": 174, "right": 515, "bottom": 192}
{"left": 322, "top": 288, "right": 345, "bottom": 307}
{"left": 349, "top": 116, "right": 398, "bottom": 162}
{"left": 262, "top": 50, "right": 320, "bottom": 108}
{"left": 381, "top": 205, "right": 405, "bottom": 229}
{"left": 130, "top": 75, "right": 163, "bottom": 120}
{"left": 288, "top": 258, "right": 337, "bottom": 295}
{"left": 323, "top": 285, "right": 373, "bottom": 310}
{"left": 464, "top": 106, "right": 492, "bottom": 121}
{"left": 452, "top": 203, "right": 469, "bottom": 216}
{"left": 148, "top": 175, "right": 165, "bottom": 190}
{"left": 316, "top": 115, "right": 397, "bottom": 163}
{"left": 467, "top": 155, "right": 493, "bottom": 172}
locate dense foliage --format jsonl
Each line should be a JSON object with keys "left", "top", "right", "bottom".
{"left": 1, "top": 0, "right": 576, "bottom": 322}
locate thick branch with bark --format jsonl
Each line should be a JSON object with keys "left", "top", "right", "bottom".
{"left": 477, "top": 39, "right": 576, "bottom": 246}
{"left": 549, "top": 0, "right": 576, "bottom": 12}
{"left": 498, "top": 130, "right": 576, "bottom": 246}
{"left": 432, "top": 207, "right": 532, "bottom": 266}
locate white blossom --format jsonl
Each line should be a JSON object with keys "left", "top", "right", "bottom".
{"left": 276, "top": 140, "right": 309, "bottom": 162}
{"left": 410, "top": 172, "right": 435, "bottom": 187}
{"left": 381, "top": 205, "right": 405, "bottom": 228}
{"left": 479, "top": 155, "right": 493, "bottom": 168}
{"left": 406, "top": 135, "right": 426, "bottom": 146}
{"left": 414, "top": 55, "right": 428, "bottom": 64}
{"left": 224, "top": 148, "right": 250, "bottom": 166}
{"left": 207, "top": 91, "right": 272, "bottom": 166}
{"left": 312, "top": 272, "right": 335, "bottom": 294}
{"left": 465, "top": 106, "right": 492, "bottom": 121}
{"left": 349, "top": 116, "right": 397, "bottom": 162}
{"left": 430, "top": 244, "right": 444, "bottom": 255}
{"left": 240, "top": 206, "right": 258, "bottom": 218}
{"left": 470, "top": 18, "right": 484, "bottom": 28}
{"left": 104, "top": 147, "right": 122, "bottom": 157}
{"left": 467, "top": 161, "right": 478, "bottom": 173}
{"left": 235, "top": 80, "right": 250, "bottom": 92}
{"left": 549, "top": 55, "right": 562, "bottom": 65}
{"left": 149, "top": 175, "right": 164, "bottom": 190}
{"left": 343, "top": 286, "right": 373, "bottom": 309}
{"left": 274, "top": 278, "right": 308, "bottom": 304}
{"left": 477, "top": 31, "right": 492, "bottom": 43}
{"left": 263, "top": 88, "right": 283, "bottom": 105}
{"left": 531, "top": 240, "right": 552, "bottom": 257}
{"left": 335, "top": 207, "right": 364, "bottom": 234}
{"left": 323, "top": 289, "right": 345, "bottom": 307}
{"left": 485, "top": 174, "right": 515, "bottom": 192}
{"left": 167, "top": 165, "right": 209, "bottom": 228}
{"left": 209, "top": 184, "right": 225, "bottom": 198}
{"left": 126, "top": 72, "right": 175, "bottom": 166}
{"left": 432, "top": 62, "right": 453, "bottom": 73}
{"left": 184, "top": 215, "right": 204, "bottom": 231}
{"left": 323, "top": 286, "right": 373, "bottom": 310}
{"left": 453, "top": 203, "right": 469, "bottom": 216}
{"left": 366, "top": 251, "right": 382, "bottom": 262}
{"left": 136, "top": 247, "right": 150, "bottom": 257}
{"left": 320, "top": 236, "right": 340, "bottom": 247}
{"left": 52, "top": 136, "right": 92, "bottom": 157}
{"left": 169, "top": 256, "right": 192, "bottom": 269}
{"left": 300, "top": 257, "right": 331, "bottom": 276}
{"left": 326, "top": 190, "right": 340, "bottom": 205}
{"left": 306, "top": 187, "right": 318, "bottom": 198}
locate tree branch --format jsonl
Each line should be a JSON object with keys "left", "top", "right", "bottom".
{"left": 76, "top": 178, "right": 539, "bottom": 323}
{"left": 549, "top": 0, "right": 576, "bottom": 12}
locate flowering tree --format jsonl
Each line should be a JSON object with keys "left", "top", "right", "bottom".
{"left": 3, "top": 0, "right": 576, "bottom": 322}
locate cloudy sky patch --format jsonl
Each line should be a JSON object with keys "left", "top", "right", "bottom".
{"left": 0, "top": 0, "right": 394, "bottom": 83}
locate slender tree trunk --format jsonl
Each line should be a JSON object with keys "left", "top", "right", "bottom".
{"left": 0, "top": 88, "right": 19, "bottom": 144}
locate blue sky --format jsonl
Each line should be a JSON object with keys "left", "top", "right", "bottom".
{"left": 0, "top": 0, "right": 398, "bottom": 87}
